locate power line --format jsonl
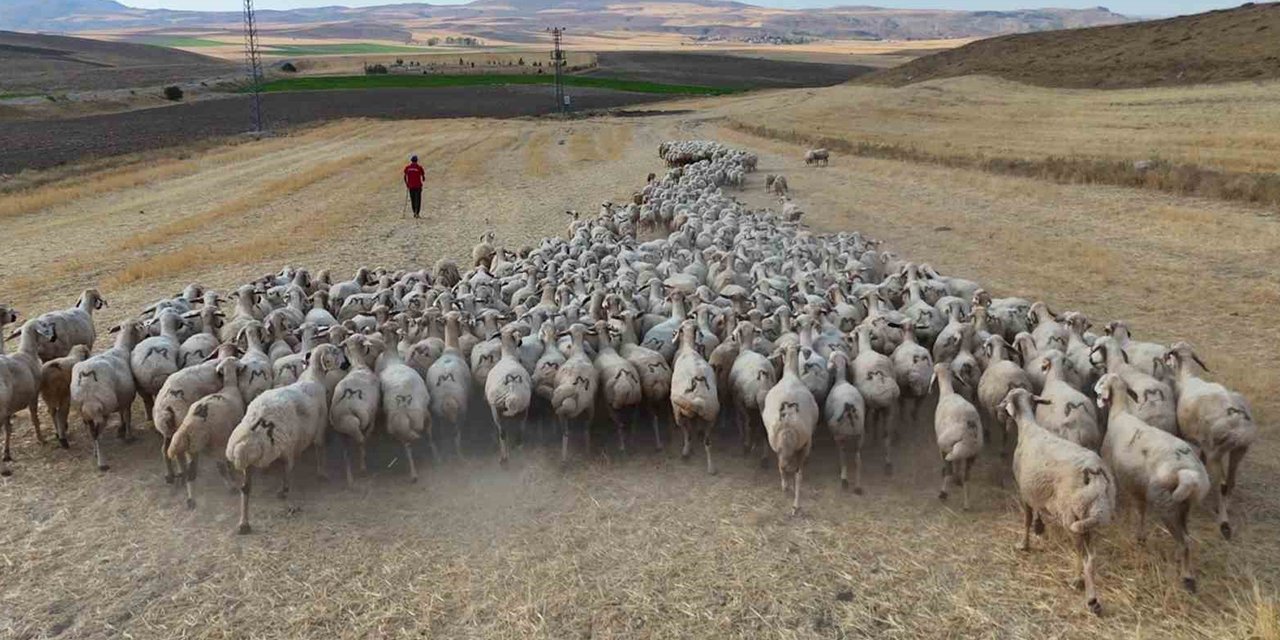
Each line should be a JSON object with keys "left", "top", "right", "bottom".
{"left": 243, "top": 0, "right": 265, "bottom": 133}
{"left": 548, "top": 27, "right": 566, "bottom": 114}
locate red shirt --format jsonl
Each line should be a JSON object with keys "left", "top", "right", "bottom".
{"left": 403, "top": 162, "right": 425, "bottom": 189}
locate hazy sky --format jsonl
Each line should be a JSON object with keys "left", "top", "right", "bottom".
{"left": 119, "top": 0, "right": 1243, "bottom": 18}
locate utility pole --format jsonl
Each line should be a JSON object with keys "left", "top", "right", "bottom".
{"left": 243, "top": 0, "right": 265, "bottom": 134}
{"left": 548, "top": 27, "right": 566, "bottom": 114}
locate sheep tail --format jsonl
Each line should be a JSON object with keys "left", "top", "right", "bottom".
{"left": 1171, "top": 468, "right": 1209, "bottom": 504}
{"left": 227, "top": 435, "right": 268, "bottom": 471}
{"left": 158, "top": 406, "right": 177, "bottom": 437}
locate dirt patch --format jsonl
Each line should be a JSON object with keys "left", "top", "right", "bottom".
{"left": 583, "top": 51, "right": 873, "bottom": 89}
{"left": 0, "top": 85, "right": 667, "bottom": 174}
{"left": 0, "top": 29, "right": 233, "bottom": 93}
{"left": 869, "top": 3, "right": 1280, "bottom": 89}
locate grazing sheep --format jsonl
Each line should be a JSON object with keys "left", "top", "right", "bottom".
{"left": 804, "top": 148, "right": 829, "bottom": 166}
{"left": 1035, "top": 350, "right": 1101, "bottom": 450}
{"left": 168, "top": 357, "right": 247, "bottom": 509}
{"left": 670, "top": 319, "right": 719, "bottom": 475}
{"left": 71, "top": 320, "right": 147, "bottom": 472}
{"left": 131, "top": 308, "right": 184, "bottom": 425}
{"left": 329, "top": 335, "right": 382, "bottom": 486}
{"left": 822, "top": 351, "right": 865, "bottom": 494}
{"left": 852, "top": 324, "right": 899, "bottom": 474}
{"left": 1001, "top": 388, "right": 1115, "bottom": 616}
{"left": 378, "top": 325, "right": 435, "bottom": 482}
{"left": 593, "top": 320, "right": 642, "bottom": 454}
{"left": 485, "top": 325, "right": 532, "bottom": 466}
{"left": 33, "top": 289, "right": 106, "bottom": 361}
{"left": 1096, "top": 373, "right": 1209, "bottom": 592}
{"left": 428, "top": 312, "right": 471, "bottom": 458}
{"left": 1164, "top": 342, "right": 1256, "bottom": 540}
{"left": 770, "top": 174, "right": 789, "bottom": 196}
{"left": 763, "top": 344, "right": 819, "bottom": 515}
{"left": 1, "top": 319, "right": 57, "bottom": 474}
{"left": 932, "top": 363, "right": 983, "bottom": 509}
{"left": 40, "top": 345, "right": 90, "bottom": 449}
{"left": 226, "top": 343, "right": 348, "bottom": 535}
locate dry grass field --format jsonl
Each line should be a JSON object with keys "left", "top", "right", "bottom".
{"left": 0, "top": 96, "right": 1278, "bottom": 638}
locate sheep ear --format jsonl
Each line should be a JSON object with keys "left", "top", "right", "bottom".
{"left": 1125, "top": 388, "right": 1139, "bottom": 402}
{"left": 1040, "top": 358, "right": 1051, "bottom": 373}
{"left": 1032, "top": 396, "right": 1052, "bottom": 406}
{"left": 1191, "top": 352, "right": 1210, "bottom": 372}
{"left": 108, "top": 324, "right": 122, "bottom": 334}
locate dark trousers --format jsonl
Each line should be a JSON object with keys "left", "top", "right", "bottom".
{"left": 408, "top": 187, "right": 423, "bottom": 216}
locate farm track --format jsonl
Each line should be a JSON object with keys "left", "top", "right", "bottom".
{"left": 0, "top": 115, "right": 1276, "bottom": 638}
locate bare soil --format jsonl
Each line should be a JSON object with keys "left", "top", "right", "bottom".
{"left": 0, "top": 86, "right": 666, "bottom": 174}
{"left": 0, "top": 29, "right": 234, "bottom": 93}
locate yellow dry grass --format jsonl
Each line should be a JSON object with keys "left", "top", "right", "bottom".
{"left": 710, "top": 75, "right": 1280, "bottom": 174}
{"left": 0, "top": 105, "right": 1277, "bottom": 638}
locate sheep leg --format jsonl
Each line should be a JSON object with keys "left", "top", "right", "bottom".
{"left": 118, "top": 407, "right": 135, "bottom": 444}
{"left": 651, "top": 405, "right": 664, "bottom": 452}
{"left": 356, "top": 437, "right": 368, "bottom": 475}
{"left": 55, "top": 404, "right": 71, "bottom": 448}
{"left": 27, "top": 399, "right": 44, "bottom": 444}
{"left": 736, "top": 405, "right": 750, "bottom": 456}
{"left": 404, "top": 442, "right": 419, "bottom": 484}
{"left": 938, "top": 458, "right": 951, "bottom": 502}
{"left": 162, "top": 436, "right": 177, "bottom": 484}
{"left": 880, "top": 411, "right": 894, "bottom": 476}
{"left": 702, "top": 419, "right": 716, "bottom": 476}
{"left": 791, "top": 469, "right": 802, "bottom": 516}
{"left": 1017, "top": 502, "right": 1033, "bottom": 551}
{"left": 1134, "top": 495, "right": 1148, "bottom": 545}
{"left": 237, "top": 468, "right": 253, "bottom": 535}
{"left": 216, "top": 461, "right": 237, "bottom": 491}
{"left": 836, "top": 437, "right": 850, "bottom": 491}
{"left": 342, "top": 437, "right": 356, "bottom": 488}
{"left": 1076, "top": 532, "right": 1102, "bottom": 616}
{"left": 1169, "top": 501, "right": 1196, "bottom": 592}
{"left": 961, "top": 458, "right": 973, "bottom": 511}
{"left": 278, "top": 462, "right": 292, "bottom": 500}
{"left": 0, "top": 418, "right": 12, "bottom": 476}
{"left": 1220, "top": 446, "right": 1247, "bottom": 540}
{"left": 89, "top": 419, "right": 108, "bottom": 472}
{"left": 583, "top": 415, "right": 592, "bottom": 459}
{"left": 494, "top": 412, "right": 510, "bottom": 468}
{"left": 187, "top": 452, "right": 199, "bottom": 481}
{"left": 680, "top": 421, "right": 692, "bottom": 460}
{"left": 559, "top": 416, "right": 571, "bottom": 467}
{"left": 453, "top": 419, "right": 466, "bottom": 460}
{"left": 612, "top": 409, "right": 628, "bottom": 455}
{"left": 851, "top": 435, "right": 864, "bottom": 495}
{"left": 758, "top": 414, "right": 771, "bottom": 470}
{"left": 179, "top": 456, "right": 196, "bottom": 510}
{"left": 314, "top": 436, "right": 330, "bottom": 482}
{"left": 140, "top": 393, "right": 155, "bottom": 428}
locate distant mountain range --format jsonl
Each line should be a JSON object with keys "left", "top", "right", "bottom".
{"left": 0, "top": 0, "right": 1131, "bottom": 42}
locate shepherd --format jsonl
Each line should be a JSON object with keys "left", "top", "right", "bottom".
{"left": 403, "top": 154, "right": 425, "bottom": 218}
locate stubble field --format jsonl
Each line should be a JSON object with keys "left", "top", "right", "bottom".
{"left": 0, "top": 94, "right": 1277, "bottom": 638}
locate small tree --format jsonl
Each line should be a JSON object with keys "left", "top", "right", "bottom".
{"left": 427, "top": 37, "right": 439, "bottom": 46}
{"left": 163, "top": 85, "right": 184, "bottom": 101}
{"left": 517, "top": 57, "right": 525, "bottom": 65}
{"left": 280, "top": 61, "right": 298, "bottom": 73}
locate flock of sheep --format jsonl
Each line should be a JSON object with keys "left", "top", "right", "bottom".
{"left": 0, "top": 141, "right": 1259, "bottom": 615}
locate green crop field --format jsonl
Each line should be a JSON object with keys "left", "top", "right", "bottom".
{"left": 129, "top": 36, "right": 228, "bottom": 48}
{"left": 262, "top": 43, "right": 430, "bottom": 56}
{"left": 255, "top": 74, "right": 744, "bottom": 95}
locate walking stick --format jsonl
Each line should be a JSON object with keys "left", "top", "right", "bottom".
{"left": 402, "top": 189, "right": 409, "bottom": 216}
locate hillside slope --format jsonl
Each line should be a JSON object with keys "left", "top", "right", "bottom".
{"left": 0, "top": 0, "right": 1129, "bottom": 42}
{"left": 0, "top": 30, "right": 233, "bottom": 91}
{"left": 868, "top": 3, "right": 1280, "bottom": 89}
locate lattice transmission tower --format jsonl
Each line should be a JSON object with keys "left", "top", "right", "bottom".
{"left": 243, "top": 0, "right": 265, "bottom": 133}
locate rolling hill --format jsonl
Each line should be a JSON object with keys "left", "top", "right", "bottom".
{"left": 869, "top": 2, "right": 1280, "bottom": 89}
{"left": 0, "top": 0, "right": 1130, "bottom": 43}
{"left": 0, "top": 29, "right": 234, "bottom": 91}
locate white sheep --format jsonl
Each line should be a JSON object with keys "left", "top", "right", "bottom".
{"left": 763, "top": 344, "right": 819, "bottom": 515}
{"left": 329, "top": 334, "right": 382, "bottom": 486}
{"left": 1035, "top": 350, "right": 1101, "bottom": 450}
{"left": 1000, "top": 388, "right": 1115, "bottom": 616}
{"left": 33, "top": 288, "right": 106, "bottom": 360}
{"left": 804, "top": 148, "right": 830, "bottom": 166}
{"left": 428, "top": 312, "right": 471, "bottom": 458}
{"left": 551, "top": 324, "right": 597, "bottom": 464}
{"left": 670, "top": 319, "right": 719, "bottom": 475}
{"left": 1164, "top": 342, "right": 1256, "bottom": 540}
{"left": 1096, "top": 373, "right": 1209, "bottom": 592}
{"left": 484, "top": 325, "right": 531, "bottom": 466}
{"left": 130, "top": 308, "right": 184, "bottom": 425}
{"left": 932, "top": 362, "right": 983, "bottom": 509}
{"left": 71, "top": 320, "right": 146, "bottom": 471}
{"left": 822, "top": 351, "right": 865, "bottom": 494}
{"left": 226, "top": 343, "right": 348, "bottom": 535}
{"left": 168, "top": 357, "right": 246, "bottom": 510}
{"left": 1, "top": 319, "right": 57, "bottom": 475}
{"left": 378, "top": 326, "right": 435, "bottom": 482}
